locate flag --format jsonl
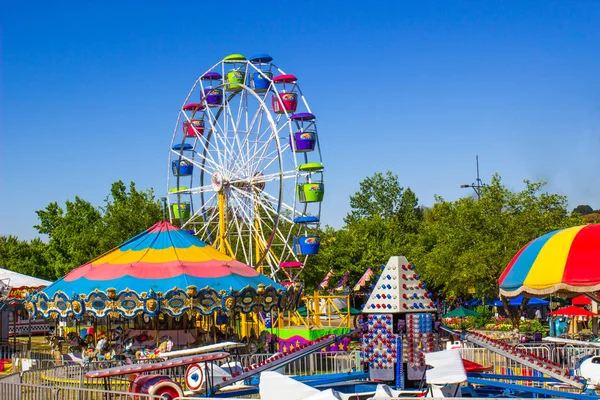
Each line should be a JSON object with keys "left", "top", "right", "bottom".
{"left": 334, "top": 270, "right": 351, "bottom": 290}
{"left": 317, "top": 269, "right": 335, "bottom": 290}
{"left": 353, "top": 268, "right": 374, "bottom": 291}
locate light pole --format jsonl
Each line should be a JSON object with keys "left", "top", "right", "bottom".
{"left": 460, "top": 155, "right": 484, "bottom": 199}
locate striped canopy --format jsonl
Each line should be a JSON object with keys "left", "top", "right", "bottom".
{"left": 499, "top": 225, "right": 600, "bottom": 297}
{"left": 29, "top": 221, "right": 301, "bottom": 319}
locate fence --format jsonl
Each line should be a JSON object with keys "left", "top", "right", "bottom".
{"left": 458, "top": 342, "right": 600, "bottom": 387}
{"left": 0, "top": 381, "right": 164, "bottom": 400}
{"left": 233, "top": 350, "right": 358, "bottom": 376}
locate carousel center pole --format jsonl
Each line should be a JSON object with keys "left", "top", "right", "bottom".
{"left": 155, "top": 315, "right": 159, "bottom": 346}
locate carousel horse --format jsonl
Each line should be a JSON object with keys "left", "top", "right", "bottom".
{"left": 94, "top": 336, "right": 109, "bottom": 361}
{"left": 123, "top": 337, "right": 136, "bottom": 360}
{"left": 66, "top": 332, "right": 86, "bottom": 353}
{"left": 135, "top": 336, "right": 173, "bottom": 359}
{"left": 82, "top": 344, "right": 97, "bottom": 365}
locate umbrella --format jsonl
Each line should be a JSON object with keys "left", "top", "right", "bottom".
{"left": 491, "top": 295, "right": 549, "bottom": 307}
{"left": 499, "top": 225, "right": 600, "bottom": 297}
{"left": 572, "top": 295, "right": 592, "bottom": 306}
{"left": 28, "top": 221, "right": 301, "bottom": 319}
{"left": 548, "top": 306, "right": 598, "bottom": 317}
{"left": 443, "top": 306, "right": 482, "bottom": 318}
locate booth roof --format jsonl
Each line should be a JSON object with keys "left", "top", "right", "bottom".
{"left": 0, "top": 268, "right": 51, "bottom": 288}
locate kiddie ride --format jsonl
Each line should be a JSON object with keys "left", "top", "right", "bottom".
{"left": 85, "top": 336, "right": 361, "bottom": 398}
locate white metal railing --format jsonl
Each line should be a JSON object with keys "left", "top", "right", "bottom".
{"left": 236, "top": 351, "right": 357, "bottom": 375}
{"left": 0, "top": 381, "right": 164, "bottom": 400}
{"left": 460, "top": 347, "right": 547, "bottom": 387}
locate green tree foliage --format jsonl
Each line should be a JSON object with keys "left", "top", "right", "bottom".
{"left": 99, "top": 181, "right": 163, "bottom": 251}
{"left": 31, "top": 181, "right": 162, "bottom": 279}
{"left": 0, "top": 236, "right": 53, "bottom": 281}
{"left": 412, "top": 174, "right": 583, "bottom": 298}
{"left": 34, "top": 197, "right": 103, "bottom": 278}
{"left": 572, "top": 204, "right": 594, "bottom": 215}
{"left": 344, "top": 171, "right": 405, "bottom": 224}
{"left": 308, "top": 171, "right": 423, "bottom": 291}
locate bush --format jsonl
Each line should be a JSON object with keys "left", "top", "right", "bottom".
{"left": 471, "top": 305, "right": 494, "bottom": 328}
{"left": 518, "top": 319, "right": 546, "bottom": 335}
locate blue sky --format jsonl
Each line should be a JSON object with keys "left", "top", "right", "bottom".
{"left": 2, "top": 1, "right": 599, "bottom": 240}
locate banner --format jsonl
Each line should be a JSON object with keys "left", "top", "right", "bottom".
{"left": 334, "top": 270, "right": 351, "bottom": 290}
{"left": 317, "top": 269, "right": 335, "bottom": 290}
{"left": 353, "top": 268, "right": 374, "bottom": 291}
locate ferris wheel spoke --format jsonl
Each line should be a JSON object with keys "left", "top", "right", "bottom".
{"left": 257, "top": 212, "right": 297, "bottom": 263}
{"left": 223, "top": 96, "right": 249, "bottom": 174}
{"left": 250, "top": 148, "right": 290, "bottom": 177}
{"left": 226, "top": 193, "right": 252, "bottom": 264}
{"left": 235, "top": 100, "right": 267, "bottom": 177}
{"left": 179, "top": 193, "right": 218, "bottom": 232}
{"left": 259, "top": 190, "right": 299, "bottom": 220}
{"left": 253, "top": 195, "right": 297, "bottom": 265}
{"left": 231, "top": 187, "right": 282, "bottom": 262}
{"left": 172, "top": 147, "right": 221, "bottom": 175}
{"left": 203, "top": 106, "right": 232, "bottom": 168}
{"left": 186, "top": 184, "right": 217, "bottom": 195}
{"left": 228, "top": 122, "right": 277, "bottom": 179}
{"left": 174, "top": 153, "right": 220, "bottom": 183}
{"left": 244, "top": 134, "right": 278, "bottom": 177}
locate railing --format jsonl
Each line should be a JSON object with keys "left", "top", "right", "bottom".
{"left": 0, "top": 381, "right": 164, "bottom": 400}
{"left": 460, "top": 347, "right": 548, "bottom": 387}
{"left": 234, "top": 351, "right": 357, "bottom": 376}
{"left": 14, "top": 350, "right": 357, "bottom": 376}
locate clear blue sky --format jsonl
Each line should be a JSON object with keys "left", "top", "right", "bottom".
{"left": 2, "top": 1, "right": 599, "bottom": 240}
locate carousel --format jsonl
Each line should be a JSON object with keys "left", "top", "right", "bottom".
{"left": 26, "top": 221, "right": 302, "bottom": 361}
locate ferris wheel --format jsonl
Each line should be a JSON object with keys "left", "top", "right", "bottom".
{"left": 167, "top": 53, "right": 324, "bottom": 283}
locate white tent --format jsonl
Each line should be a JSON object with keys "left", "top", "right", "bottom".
{"left": 0, "top": 268, "right": 51, "bottom": 292}
{"left": 0, "top": 268, "right": 52, "bottom": 342}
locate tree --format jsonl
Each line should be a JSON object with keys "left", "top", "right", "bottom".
{"left": 0, "top": 236, "right": 53, "bottom": 280}
{"left": 308, "top": 172, "right": 424, "bottom": 291}
{"left": 412, "top": 174, "right": 583, "bottom": 299}
{"left": 99, "top": 181, "right": 163, "bottom": 250}
{"left": 34, "top": 181, "right": 163, "bottom": 279}
{"left": 572, "top": 205, "right": 594, "bottom": 215}
{"left": 35, "top": 197, "right": 103, "bottom": 278}
{"left": 344, "top": 171, "right": 405, "bottom": 225}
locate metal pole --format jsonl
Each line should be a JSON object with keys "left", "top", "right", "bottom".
{"left": 13, "top": 310, "right": 17, "bottom": 353}
{"left": 27, "top": 313, "right": 32, "bottom": 351}
{"left": 396, "top": 335, "right": 404, "bottom": 390}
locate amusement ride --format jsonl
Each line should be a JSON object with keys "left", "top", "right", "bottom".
{"left": 167, "top": 53, "right": 324, "bottom": 285}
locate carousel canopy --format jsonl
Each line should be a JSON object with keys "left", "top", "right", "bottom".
{"left": 29, "top": 221, "right": 301, "bottom": 319}
{"left": 499, "top": 225, "right": 600, "bottom": 297}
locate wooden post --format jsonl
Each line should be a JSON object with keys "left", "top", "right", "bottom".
{"left": 155, "top": 315, "right": 159, "bottom": 346}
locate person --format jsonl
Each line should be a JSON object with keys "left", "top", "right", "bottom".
{"left": 535, "top": 308, "right": 542, "bottom": 321}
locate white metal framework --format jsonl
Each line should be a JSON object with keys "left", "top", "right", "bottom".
{"left": 167, "top": 55, "right": 323, "bottom": 282}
